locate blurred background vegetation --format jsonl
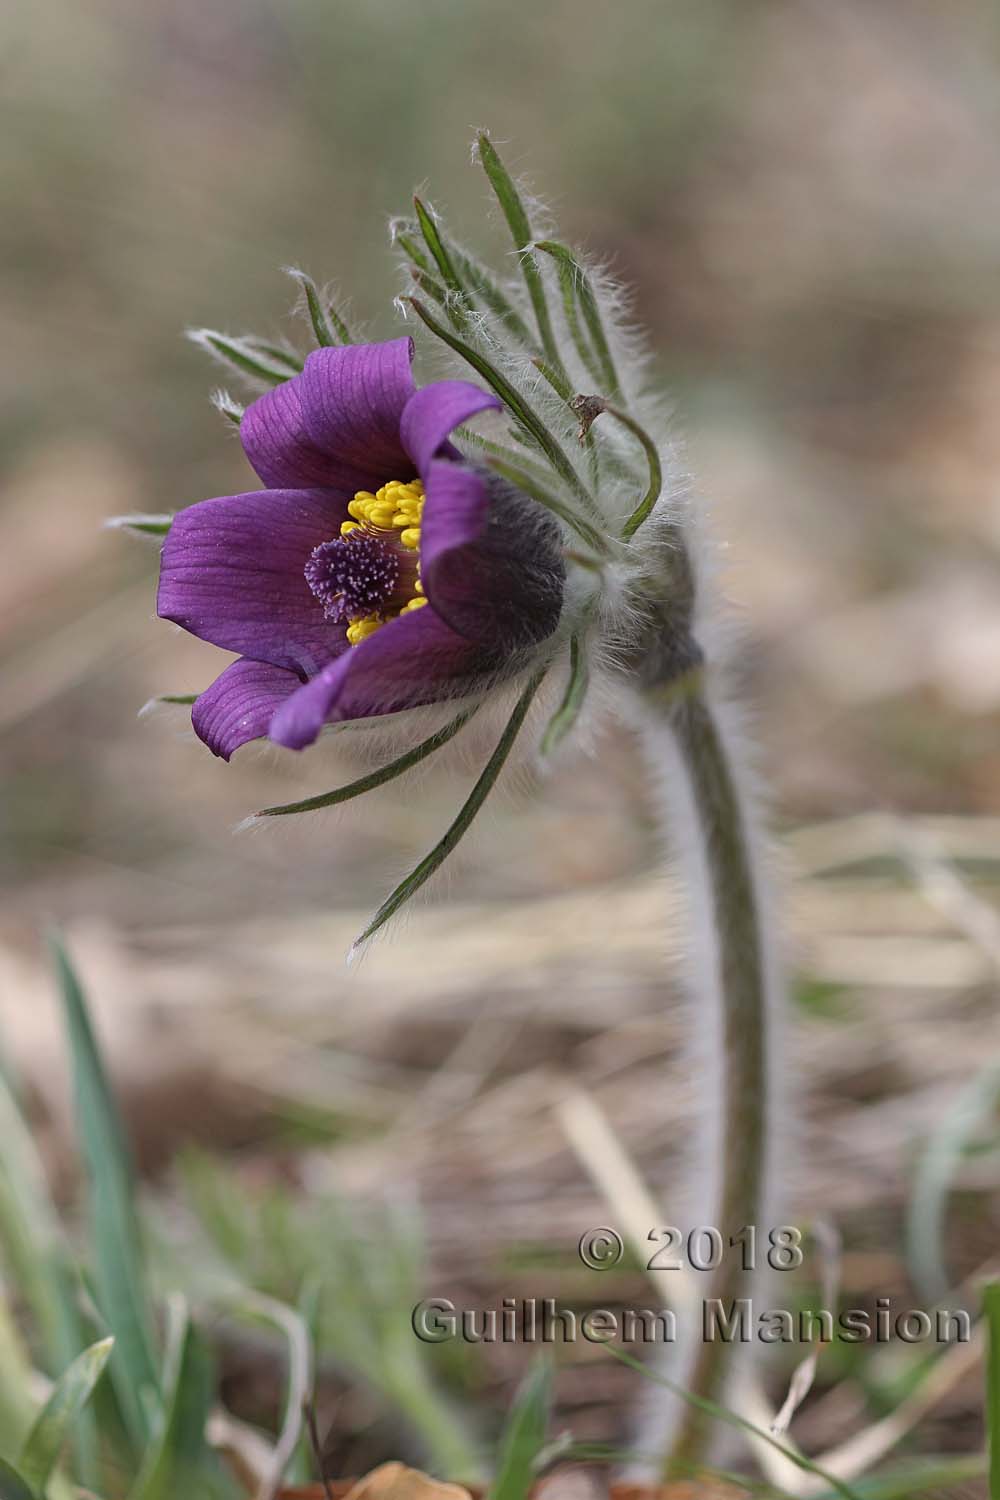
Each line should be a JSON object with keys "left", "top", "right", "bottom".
{"left": 4, "top": 0, "right": 1000, "bottom": 1490}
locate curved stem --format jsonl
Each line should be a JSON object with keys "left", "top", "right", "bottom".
{"left": 636, "top": 680, "right": 780, "bottom": 1472}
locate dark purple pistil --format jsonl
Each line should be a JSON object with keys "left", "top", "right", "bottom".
{"left": 304, "top": 532, "right": 401, "bottom": 623}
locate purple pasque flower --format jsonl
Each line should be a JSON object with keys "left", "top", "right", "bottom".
{"left": 158, "top": 338, "right": 565, "bottom": 759}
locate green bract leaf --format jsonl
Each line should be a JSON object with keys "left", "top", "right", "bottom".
{"left": 187, "top": 330, "right": 292, "bottom": 387}
{"left": 571, "top": 397, "right": 663, "bottom": 540}
{"left": 409, "top": 267, "right": 465, "bottom": 333}
{"left": 455, "top": 427, "right": 554, "bottom": 483}
{"left": 476, "top": 134, "right": 566, "bottom": 383}
{"left": 451, "top": 248, "right": 534, "bottom": 347}
{"left": 407, "top": 297, "right": 596, "bottom": 519}
{"left": 408, "top": 265, "right": 448, "bottom": 304}
{"left": 483, "top": 453, "right": 606, "bottom": 555}
{"left": 535, "top": 242, "right": 622, "bottom": 400}
{"left": 391, "top": 219, "right": 434, "bottom": 274}
{"left": 210, "top": 389, "right": 244, "bottom": 425}
{"left": 532, "top": 357, "right": 572, "bottom": 403}
{"left": 254, "top": 706, "right": 480, "bottom": 818}
{"left": 18, "top": 1337, "right": 113, "bottom": 1494}
{"left": 284, "top": 267, "right": 352, "bottom": 346}
{"left": 50, "top": 936, "right": 160, "bottom": 1450}
{"left": 352, "top": 670, "right": 546, "bottom": 952}
{"left": 529, "top": 355, "right": 600, "bottom": 483}
{"left": 243, "top": 338, "right": 303, "bottom": 373}
{"left": 489, "top": 1359, "right": 552, "bottom": 1500}
{"left": 541, "top": 634, "right": 590, "bottom": 755}
{"left": 105, "top": 514, "right": 172, "bottom": 538}
{"left": 413, "top": 197, "right": 464, "bottom": 300}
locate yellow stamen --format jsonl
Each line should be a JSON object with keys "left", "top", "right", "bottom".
{"left": 343, "top": 478, "right": 426, "bottom": 646}
{"left": 345, "top": 615, "right": 384, "bottom": 645}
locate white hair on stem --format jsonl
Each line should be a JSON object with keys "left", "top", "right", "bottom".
{"left": 388, "top": 157, "right": 786, "bottom": 1468}
{"left": 625, "top": 672, "right": 786, "bottom": 1468}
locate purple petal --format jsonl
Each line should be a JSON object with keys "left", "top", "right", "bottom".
{"left": 298, "top": 339, "right": 416, "bottom": 490}
{"left": 420, "top": 460, "right": 565, "bottom": 649}
{"left": 241, "top": 379, "right": 351, "bottom": 490}
{"left": 158, "top": 488, "right": 349, "bottom": 675}
{"left": 192, "top": 657, "right": 302, "bottom": 760}
{"left": 269, "top": 605, "right": 487, "bottom": 750}
{"left": 400, "top": 380, "right": 502, "bottom": 473}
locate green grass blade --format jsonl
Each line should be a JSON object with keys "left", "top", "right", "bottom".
{"left": 128, "top": 1298, "right": 228, "bottom": 1500}
{"left": 988, "top": 1282, "right": 1000, "bottom": 1500}
{"left": 0, "top": 1184, "right": 94, "bottom": 1482}
{"left": 0, "top": 1063, "right": 80, "bottom": 1376}
{"left": 176, "top": 1148, "right": 253, "bottom": 1265}
{"left": 50, "top": 936, "right": 160, "bottom": 1449}
{"left": 287, "top": 1278, "right": 323, "bottom": 1485}
{"left": 908, "top": 1064, "right": 1000, "bottom": 1305}
{"left": 351, "top": 671, "right": 546, "bottom": 952}
{"left": 813, "top": 1453, "right": 987, "bottom": 1498}
{"left": 607, "top": 1344, "right": 865, "bottom": 1500}
{"left": 476, "top": 134, "right": 564, "bottom": 380}
{"left": 231, "top": 1295, "right": 312, "bottom": 1497}
{"left": 0, "top": 1299, "right": 39, "bottom": 1461}
{"left": 535, "top": 242, "right": 622, "bottom": 399}
{"left": 407, "top": 297, "right": 595, "bottom": 516}
{"left": 0, "top": 1460, "right": 35, "bottom": 1500}
{"left": 18, "top": 1337, "right": 113, "bottom": 1494}
{"left": 489, "top": 1359, "right": 552, "bottom": 1500}
{"left": 254, "top": 706, "right": 480, "bottom": 818}
{"left": 541, "top": 634, "right": 590, "bottom": 755}
{"left": 0, "top": 1059, "right": 79, "bottom": 1478}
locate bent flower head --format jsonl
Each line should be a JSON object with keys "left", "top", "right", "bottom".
{"left": 158, "top": 338, "right": 565, "bottom": 758}
{"left": 143, "top": 136, "right": 686, "bottom": 944}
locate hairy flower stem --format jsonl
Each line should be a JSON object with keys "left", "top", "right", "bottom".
{"left": 637, "top": 677, "right": 779, "bottom": 1472}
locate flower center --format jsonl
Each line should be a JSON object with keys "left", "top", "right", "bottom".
{"left": 304, "top": 478, "right": 428, "bottom": 646}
